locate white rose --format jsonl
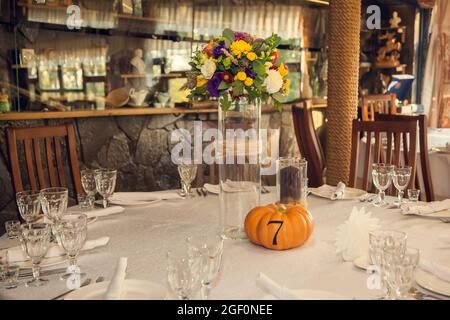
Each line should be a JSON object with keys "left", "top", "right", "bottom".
{"left": 200, "top": 58, "right": 216, "bottom": 80}
{"left": 263, "top": 69, "right": 283, "bottom": 94}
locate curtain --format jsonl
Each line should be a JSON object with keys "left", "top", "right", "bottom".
{"left": 422, "top": 0, "right": 450, "bottom": 128}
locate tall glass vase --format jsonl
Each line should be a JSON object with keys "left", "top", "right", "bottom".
{"left": 218, "top": 98, "right": 261, "bottom": 240}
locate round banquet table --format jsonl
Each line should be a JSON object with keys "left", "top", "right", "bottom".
{"left": 1, "top": 190, "right": 449, "bottom": 300}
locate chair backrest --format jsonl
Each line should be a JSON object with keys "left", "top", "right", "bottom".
{"left": 375, "top": 113, "right": 434, "bottom": 202}
{"left": 361, "top": 93, "right": 397, "bottom": 121}
{"left": 349, "top": 119, "right": 417, "bottom": 193}
{"left": 292, "top": 101, "right": 326, "bottom": 187}
{"left": 6, "top": 124, "right": 83, "bottom": 195}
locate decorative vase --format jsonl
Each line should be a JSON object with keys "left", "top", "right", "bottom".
{"left": 218, "top": 98, "right": 261, "bottom": 240}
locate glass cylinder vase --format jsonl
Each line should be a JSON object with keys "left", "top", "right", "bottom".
{"left": 276, "top": 157, "right": 308, "bottom": 207}
{"left": 218, "top": 98, "right": 261, "bottom": 240}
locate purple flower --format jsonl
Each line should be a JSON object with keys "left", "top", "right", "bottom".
{"left": 213, "top": 42, "right": 227, "bottom": 58}
{"left": 234, "top": 31, "right": 254, "bottom": 43}
{"left": 207, "top": 73, "right": 222, "bottom": 97}
{"left": 245, "top": 68, "right": 255, "bottom": 79}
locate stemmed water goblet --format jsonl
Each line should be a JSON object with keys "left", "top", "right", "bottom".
{"left": 371, "top": 163, "right": 394, "bottom": 207}
{"left": 94, "top": 169, "right": 117, "bottom": 208}
{"left": 40, "top": 187, "right": 68, "bottom": 239}
{"left": 392, "top": 166, "right": 412, "bottom": 207}
{"left": 16, "top": 190, "right": 41, "bottom": 225}
{"left": 186, "top": 234, "right": 224, "bottom": 300}
{"left": 57, "top": 214, "right": 87, "bottom": 279}
{"left": 167, "top": 248, "right": 202, "bottom": 300}
{"left": 81, "top": 169, "right": 97, "bottom": 208}
{"left": 20, "top": 223, "right": 52, "bottom": 287}
{"left": 177, "top": 161, "right": 197, "bottom": 198}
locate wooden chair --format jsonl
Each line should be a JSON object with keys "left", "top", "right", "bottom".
{"left": 292, "top": 101, "right": 326, "bottom": 187}
{"left": 375, "top": 113, "right": 434, "bottom": 202}
{"left": 361, "top": 93, "right": 397, "bottom": 121}
{"left": 349, "top": 119, "right": 417, "bottom": 194}
{"left": 6, "top": 124, "right": 83, "bottom": 195}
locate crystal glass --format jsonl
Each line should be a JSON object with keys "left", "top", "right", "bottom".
{"left": 57, "top": 214, "right": 87, "bottom": 279}
{"left": 20, "top": 223, "right": 52, "bottom": 287}
{"left": 5, "top": 220, "right": 21, "bottom": 240}
{"left": 276, "top": 157, "right": 308, "bottom": 206}
{"left": 407, "top": 189, "right": 420, "bottom": 202}
{"left": 94, "top": 169, "right": 117, "bottom": 208}
{"left": 186, "top": 234, "right": 224, "bottom": 300}
{"left": 81, "top": 169, "right": 97, "bottom": 196}
{"left": 16, "top": 191, "right": 41, "bottom": 225}
{"left": 369, "top": 230, "right": 407, "bottom": 299}
{"left": 177, "top": 161, "right": 197, "bottom": 198}
{"left": 77, "top": 194, "right": 94, "bottom": 212}
{"left": 371, "top": 163, "right": 394, "bottom": 207}
{"left": 40, "top": 187, "right": 68, "bottom": 224}
{"left": 167, "top": 248, "right": 202, "bottom": 300}
{"left": 392, "top": 166, "right": 412, "bottom": 207}
{"left": 1, "top": 264, "right": 19, "bottom": 289}
{"left": 384, "top": 247, "right": 420, "bottom": 299}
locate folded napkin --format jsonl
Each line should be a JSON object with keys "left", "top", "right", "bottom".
{"left": 110, "top": 192, "right": 182, "bottom": 202}
{"left": 6, "top": 237, "right": 109, "bottom": 263}
{"left": 104, "top": 257, "right": 128, "bottom": 300}
{"left": 256, "top": 272, "right": 302, "bottom": 300}
{"left": 331, "top": 182, "right": 346, "bottom": 200}
{"left": 84, "top": 206, "right": 125, "bottom": 218}
{"left": 401, "top": 199, "right": 450, "bottom": 215}
{"left": 419, "top": 259, "right": 450, "bottom": 283}
{"left": 335, "top": 207, "right": 380, "bottom": 262}
{"left": 203, "top": 183, "right": 219, "bottom": 195}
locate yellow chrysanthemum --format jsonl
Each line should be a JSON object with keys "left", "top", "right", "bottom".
{"left": 196, "top": 78, "right": 208, "bottom": 87}
{"left": 230, "top": 40, "right": 252, "bottom": 58}
{"left": 246, "top": 52, "right": 257, "bottom": 61}
{"left": 244, "top": 77, "right": 254, "bottom": 86}
{"left": 236, "top": 71, "right": 247, "bottom": 81}
{"left": 284, "top": 78, "right": 291, "bottom": 95}
{"left": 278, "top": 63, "right": 289, "bottom": 77}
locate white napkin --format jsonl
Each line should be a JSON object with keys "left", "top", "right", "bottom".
{"left": 203, "top": 183, "right": 219, "bottom": 195}
{"left": 331, "top": 182, "right": 346, "bottom": 200}
{"left": 401, "top": 199, "right": 450, "bottom": 215}
{"left": 256, "top": 272, "right": 302, "bottom": 300}
{"left": 104, "top": 257, "right": 128, "bottom": 300}
{"left": 83, "top": 206, "right": 125, "bottom": 218}
{"left": 110, "top": 192, "right": 182, "bottom": 202}
{"left": 6, "top": 237, "right": 110, "bottom": 263}
{"left": 335, "top": 207, "right": 380, "bottom": 262}
{"left": 419, "top": 259, "right": 450, "bottom": 282}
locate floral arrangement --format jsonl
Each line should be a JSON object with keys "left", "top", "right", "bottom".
{"left": 182, "top": 29, "right": 289, "bottom": 111}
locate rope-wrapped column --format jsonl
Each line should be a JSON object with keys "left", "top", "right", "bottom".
{"left": 326, "top": 0, "right": 361, "bottom": 186}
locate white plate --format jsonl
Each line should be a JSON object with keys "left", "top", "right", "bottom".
{"left": 403, "top": 208, "right": 450, "bottom": 219}
{"left": 353, "top": 255, "right": 370, "bottom": 270}
{"left": 17, "top": 255, "right": 67, "bottom": 270}
{"left": 431, "top": 147, "right": 450, "bottom": 154}
{"left": 261, "top": 289, "right": 350, "bottom": 300}
{"left": 309, "top": 185, "right": 367, "bottom": 200}
{"left": 415, "top": 268, "right": 450, "bottom": 297}
{"left": 65, "top": 279, "right": 168, "bottom": 300}
{"left": 109, "top": 198, "right": 162, "bottom": 207}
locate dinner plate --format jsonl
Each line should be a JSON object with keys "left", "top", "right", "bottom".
{"left": 108, "top": 198, "right": 162, "bottom": 207}
{"left": 415, "top": 268, "right": 450, "bottom": 297}
{"left": 16, "top": 255, "right": 68, "bottom": 270}
{"left": 353, "top": 255, "right": 370, "bottom": 270}
{"left": 403, "top": 208, "right": 450, "bottom": 219}
{"left": 64, "top": 279, "right": 168, "bottom": 300}
{"left": 260, "top": 289, "right": 350, "bottom": 300}
{"left": 431, "top": 146, "right": 450, "bottom": 154}
{"left": 309, "top": 185, "right": 367, "bottom": 200}
{"left": 36, "top": 215, "right": 97, "bottom": 225}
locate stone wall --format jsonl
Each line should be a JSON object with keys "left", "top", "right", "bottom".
{"left": 0, "top": 110, "right": 299, "bottom": 234}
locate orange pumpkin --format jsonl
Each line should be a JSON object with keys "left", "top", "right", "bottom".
{"left": 244, "top": 203, "right": 313, "bottom": 250}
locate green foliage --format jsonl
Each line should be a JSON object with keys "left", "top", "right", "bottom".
{"left": 219, "top": 94, "right": 232, "bottom": 111}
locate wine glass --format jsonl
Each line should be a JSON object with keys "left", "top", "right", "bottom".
{"left": 94, "top": 169, "right": 117, "bottom": 208}
{"left": 167, "top": 248, "right": 202, "bottom": 300}
{"left": 81, "top": 169, "right": 97, "bottom": 196}
{"left": 20, "top": 223, "right": 52, "bottom": 287}
{"left": 177, "top": 161, "right": 197, "bottom": 198}
{"left": 186, "top": 234, "right": 224, "bottom": 300}
{"left": 40, "top": 187, "right": 68, "bottom": 237}
{"left": 371, "top": 163, "right": 394, "bottom": 207}
{"left": 57, "top": 214, "right": 87, "bottom": 279}
{"left": 16, "top": 191, "right": 41, "bottom": 225}
{"left": 392, "top": 166, "right": 412, "bottom": 207}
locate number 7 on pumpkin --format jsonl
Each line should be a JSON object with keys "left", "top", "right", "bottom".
{"left": 267, "top": 220, "right": 284, "bottom": 246}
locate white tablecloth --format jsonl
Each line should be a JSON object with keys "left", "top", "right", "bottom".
{"left": 1, "top": 190, "right": 449, "bottom": 300}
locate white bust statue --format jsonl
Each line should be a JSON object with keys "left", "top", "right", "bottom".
{"left": 130, "top": 49, "right": 145, "bottom": 74}
{"left": 389, "top": 11, "right": 402, "bottom": 28}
